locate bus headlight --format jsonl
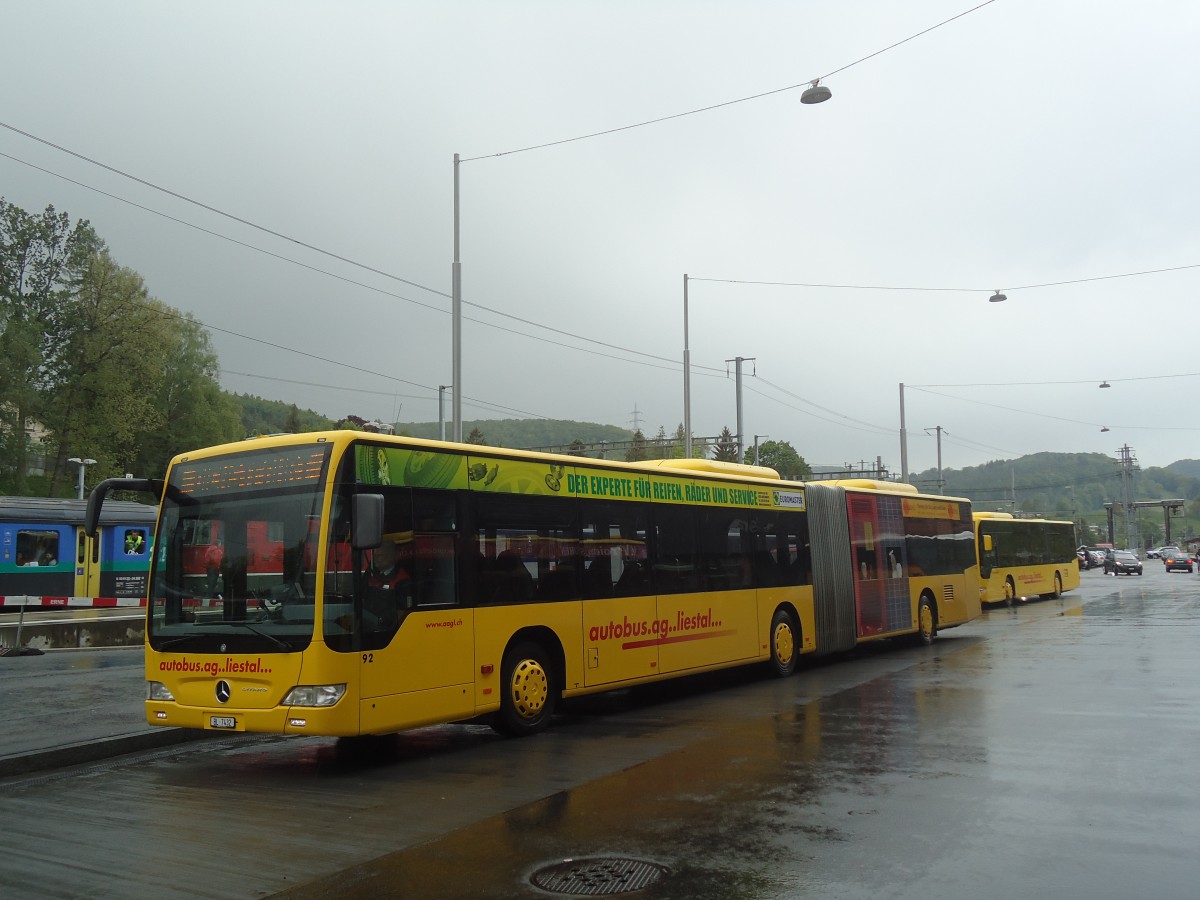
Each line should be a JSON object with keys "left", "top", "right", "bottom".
{"left": 281, "top": 684, "right": 346, "bottom": 707}
{"left": 147, "top": 681, "right": 175, "bottom": 701}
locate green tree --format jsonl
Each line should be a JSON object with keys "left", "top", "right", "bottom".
{"left": 466, "top": 427, "right": 487, "bottom": 445}
{"left": 42, "top": 251, "right": 165, "bottom": 491}
{"left": 625, "top": 429, "right": 648, "bottom": 462}
{"left": 566, "top": 438, "right": 587, "bottom": 457}
{"left": 0, "top": 200, "right": 102, "bottom": 493}
{"left": 753, "top": 440, "right": 812, "bottom": 481}
{"left": 652, "top": 425, "right": 671, "bottom": 459}
{"left": 130, "top": 308, "right": 242, "bottom": 478}
{"left": 42, "top": 251, "right": 243, "bottom": 487}
{"left": 284, "top": 404, "right": 303, "bottom": 434}
{"left": 712, "top": 426, "right": 738, "bottom": 462}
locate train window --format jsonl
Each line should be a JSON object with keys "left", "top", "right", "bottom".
{"left": 17, "top": 529, "right": 60, "bottom": 567}
{"left": 123, "top": 529, "right": 148, "bottom": 556}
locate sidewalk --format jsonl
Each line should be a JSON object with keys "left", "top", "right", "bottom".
{"left": 0, "top": 646, "right": 207, "bottom": 777}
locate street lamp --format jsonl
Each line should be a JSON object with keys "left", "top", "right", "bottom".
{"left": 67, "top": 457, "right": 97, "bottom": 500}
{"left": 451, "top": 154, "right": 463, "bottom": 442}
{"left": 753, "top": 434, "right": 769, "bottom": 466}
{"left": 682, "top": 86, "right": 830, "bottom": 458}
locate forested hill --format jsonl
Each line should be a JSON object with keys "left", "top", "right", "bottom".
{"left": 911, "top": 451, "right": 1200, "bottom": 519}
{"left": 227, "top": 396, "right": 1198, "bottom": 524}
{"left": 230, "top": 398, "right": 632, "bottom": 451}
{"left": 394, "top": 419, "right": 633, "bottom": 448}
{"left": 1167, "top": 459, "right": 1200, "bottom": 478}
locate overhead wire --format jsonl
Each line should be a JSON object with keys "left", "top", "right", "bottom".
{"left": 461, "top": 0, "right": 1002, "bottom": 161}
{"left": 1, "top": 148, "right": 735, "bottom": 380}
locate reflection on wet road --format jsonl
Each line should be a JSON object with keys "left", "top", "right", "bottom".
{"left": 3, "top": 568, "right": 1199, "bottom": 899}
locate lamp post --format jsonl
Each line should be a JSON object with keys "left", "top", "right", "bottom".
{"left": 682, "top": 79, "right": 830, "bottom": 459}
{"left": 683, "top": 274, "right": 692, "bottom": 457}
{"left": 451, "top": 154, "right": 463, "bottom": 442}
{"left": 753, "top": 434, "right": 768, "bottom": 466}
{"left": 67, "top": 457, "right": 96, "bottom": 500}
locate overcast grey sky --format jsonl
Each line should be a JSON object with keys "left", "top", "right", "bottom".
{"left": 4, "top": 1, "right": 1199, "bottom": 474}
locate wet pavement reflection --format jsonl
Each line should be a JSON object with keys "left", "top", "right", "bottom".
{"left": 3, "top": 568, "right": 1199, "bottom": 899}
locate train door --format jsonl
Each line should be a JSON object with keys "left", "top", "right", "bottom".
{"left": 76, "top": 526, "right": 102, "bottom": 598}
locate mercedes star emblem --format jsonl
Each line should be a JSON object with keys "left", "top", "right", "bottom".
{"left": 215, "top": 680, "right": 232, "bottom": 704}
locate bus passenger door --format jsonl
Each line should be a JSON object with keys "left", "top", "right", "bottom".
{"left": 846, "top": 494, "right": 887, "bottom": 637}
{"left": 356, "top": 497, "right": 475, "bottom": 731}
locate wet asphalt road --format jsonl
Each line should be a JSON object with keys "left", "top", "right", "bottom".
{"left": 2, "top": 565, "right": 1198, "bottom": 899}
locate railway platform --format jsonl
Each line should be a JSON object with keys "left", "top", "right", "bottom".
{"left": 0, "top": 646, "right": 207, "bottom": 778}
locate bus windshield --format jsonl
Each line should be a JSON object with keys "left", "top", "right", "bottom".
{"left": 147, "top": 445, "right": 332, "bottom": 653}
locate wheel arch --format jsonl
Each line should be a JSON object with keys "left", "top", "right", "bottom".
{"left": 504, "top": 625, "right": 566, "bottom": 691}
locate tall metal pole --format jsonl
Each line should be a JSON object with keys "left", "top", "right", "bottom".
{"left": 451, "top": 153, "right": 463, "bottom": 442}
{"left": 734, "top": 356, "right": 745, "bottom": 463}
{"left": 924, "top": 426, "right": 944, "bottom": 493}
{"left": 935, "top": 426, "right": 944, "bottom": 493}
{"left": 438, "top": 385, "right": 447, "bottom": 441}
{"left": 899, "top": 383, "right": 909, "bottom": 483}
{"left": 683, "top": 274, "right": 691, "bottom": 458}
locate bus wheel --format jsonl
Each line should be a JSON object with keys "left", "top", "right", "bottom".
{"left": 1003, "top": 577, "right": 1017, "bottom": 606}
{"left": 914, "top": 595, "right": 937, "bottom": 646}
{"left": 768, "top": 608, "right": 799, "bottom": 677}
{"left": 495, "top": 642, "right": 557, "bottom": 737}
{"left": 1050, "top": 573, "right": 1062, "bottom": 599}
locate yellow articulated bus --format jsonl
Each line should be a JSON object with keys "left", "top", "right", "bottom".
{"left": 974, "top": 511, "right": 1080, "bottom": 605}
{"left": 84, "top": 432, "right": 981, "bottom": 738}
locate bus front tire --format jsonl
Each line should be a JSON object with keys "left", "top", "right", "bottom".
{"left": 767, "top": 608, "right": 799, "bottom": 677}
{"left": 913, "top": 596, "right": 937, "bottom": 646}
{"left": 494, "top": 641, "right": 557, "bottom": 737}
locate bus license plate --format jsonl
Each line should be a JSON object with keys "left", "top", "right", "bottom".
{"left": 210, "top": 716, "right": 236, "bottom": 729}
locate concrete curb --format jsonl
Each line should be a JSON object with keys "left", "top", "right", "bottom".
{"left": 0, "top": 728, "right": 217, "bottom": 779}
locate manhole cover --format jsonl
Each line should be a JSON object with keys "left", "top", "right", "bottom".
{"left": 530, "top": 857, "right": 669, "bottom": 896}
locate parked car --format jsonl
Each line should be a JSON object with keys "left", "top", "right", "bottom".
{"left": 1104, "top": 550, "right": 1143, "bottom": 576}
{"left": 1145, "top": 547, "right": 1162, "bottom": 559}
{"left": 1163, "top": 550, "right": 1194, "bottom": 573}
{"left": 1156, "top": 546, "right": 1180, "bottom": 560}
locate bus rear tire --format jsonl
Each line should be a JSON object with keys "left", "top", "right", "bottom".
{"left": 1003, "top": 577, "right": 1017, "bottom": 607}
{"left": 913, "top": 595, "right": 937, "bottom": 646}
{"left": 494, "top": 641, "right": 557, "bottom": 737}
{"left": 1050, "top": 572, "right": 1062, "bottom": 599}
{"left": 767, "top": 608, "right": 799, "bottom": 677}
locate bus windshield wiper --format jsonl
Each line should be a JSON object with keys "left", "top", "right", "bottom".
{"left": 224, "top": 621, "right": 294, "bottom": 651}
{"left": 157, "top": 633, "right": 216, "bottom": 650}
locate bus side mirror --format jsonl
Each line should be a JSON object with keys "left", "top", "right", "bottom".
{"left": 352, "top": 494, "right": 384, "bottom": 550}
{"left": 982, "top": 535, "right": 993, "bottom": 552}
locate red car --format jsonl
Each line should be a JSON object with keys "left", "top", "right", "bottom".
{"left": 1163, "top": 550, "right": 1194, "bottom": 573}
